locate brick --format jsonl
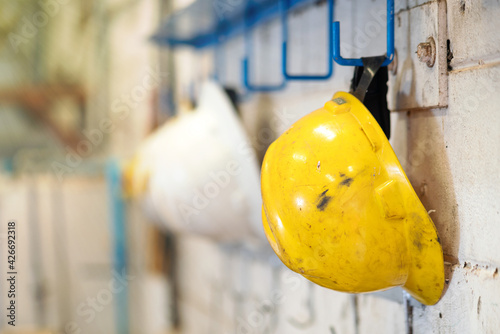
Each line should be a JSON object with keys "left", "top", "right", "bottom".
{"left": 413, "top": 264, "right": 500, "bottom": 334}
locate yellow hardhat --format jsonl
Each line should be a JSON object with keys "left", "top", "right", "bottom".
{"left": 261, "top": 91, "right": 444, "bottom": 305}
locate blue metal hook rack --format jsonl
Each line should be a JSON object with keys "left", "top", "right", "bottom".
{"left": 152, "top": 0, "right": 395, "bottom": 89}
{"left": 282, "top": 0, "right": 334, "bottom": 80}
{"left": 332, "top": 0, "right": 394, "bottom": 67}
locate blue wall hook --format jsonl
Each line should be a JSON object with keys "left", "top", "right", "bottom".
{"left": 282, "top": 0, "right": 334, "bottom": 80}
{"left": 242, "top": 2, "right": 287, "bottom": 92}
{"left": 332, "top": 0, "right": 394, "bottom": 67}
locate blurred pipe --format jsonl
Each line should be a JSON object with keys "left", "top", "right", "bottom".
{"left": 161, "top": 0, "right": 177, "bottom": 119}
{"left": 106, "top": 160, "right": 130, "bottom": 334}
{"left": 33, "top": 1, "right": 45, "bottom": 83}
{"left": 403, "top": 291, "right": 414, "bottom": 334}
{"left": 52, "top": 180, "right": 73, "bottom": 329}
{"left": 90, "top": 0, "right": 111, "bottom": 136}
{"left": 163, "top": 232, "right": 180, "bottom": 329}
{"left": 352, "top": 295, "right": 360, "bottom": 334}
{"left": 27, "top": 178, "right": 46, "bottom": 326}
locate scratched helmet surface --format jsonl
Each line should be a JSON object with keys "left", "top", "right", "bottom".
{"left": 261, "top": 91, "right": 444, "bottom": 305}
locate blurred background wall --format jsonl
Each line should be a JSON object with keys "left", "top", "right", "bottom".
{"left": 0, "top": 0, "right": 499, "bottom": 334}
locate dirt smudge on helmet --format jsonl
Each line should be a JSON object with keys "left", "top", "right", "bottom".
{"left": 316, "top": 189, "right": 332, "bottom": 211}
{"left": 339, "top": 177, "right": 354, "bottom": 187}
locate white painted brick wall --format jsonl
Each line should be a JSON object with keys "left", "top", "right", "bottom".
{"left": 170, "top": 0, "right": 500, "bottom": 333}
{"left": 0, "top": 175, "right": 176, "bottom": 334}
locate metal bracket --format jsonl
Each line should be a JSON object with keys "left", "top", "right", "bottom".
{"left": 332, "top": 0, "right": 394, "bottom": 67}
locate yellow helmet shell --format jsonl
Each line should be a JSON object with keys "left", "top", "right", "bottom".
{"left": 261, "top": 92, "right": 444, "bottom": 305}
